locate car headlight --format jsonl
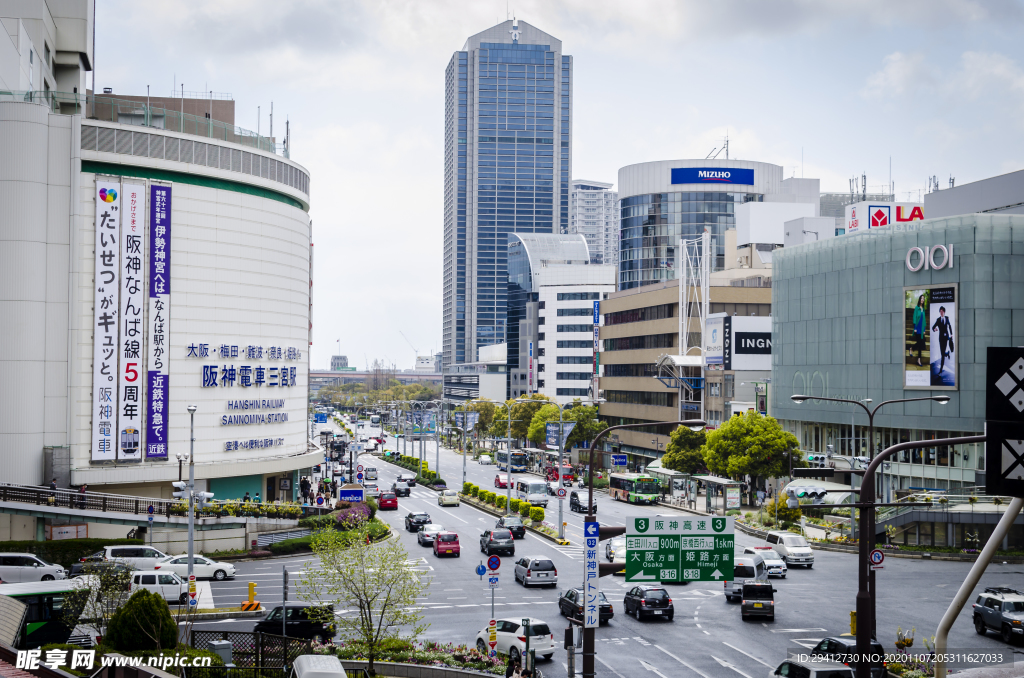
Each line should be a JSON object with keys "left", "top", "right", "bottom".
{"left": 1014, "top": 620, "right": 1022, "bottom": 626}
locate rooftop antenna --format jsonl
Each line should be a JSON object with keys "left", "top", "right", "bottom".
{"left": 949, "top": 175, "right": 955, "bottom": 189}
{"left": 724, "top": 131, "right": 729, "bottom": 160}
{"left": 862, "top": 172, "right": 867, "bottom": 201}
{"left": 705, "top": 146, "right": 718, "bottom": 159}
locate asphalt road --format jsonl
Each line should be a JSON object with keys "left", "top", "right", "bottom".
{"left": 189, "top": 424, "right": 1024, "bottom": 677}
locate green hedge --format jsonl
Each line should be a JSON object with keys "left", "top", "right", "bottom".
{"left": 519, "top": 502, "right": 531, "bottom": 518}
{"left": 463, "top": 482, "right": 473, "bottom": 494}
{"left": 269, "top": 520, "right": 391, "bottom": 555}
{"left": 496, "top": 495, "right": 507, "bottom": 511}
{"left": 530, "top": 507, "right": 545, "bottom": 523}
{"left": 0, "top": 538, "right": 143, "bottom": 569}
{"left": 106, "top": 589, "right": 177, "bottom": 651}
{"left": 510, "top": 498, "right": 521, "bottom": 513}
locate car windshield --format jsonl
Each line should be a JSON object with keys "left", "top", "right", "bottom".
{"left": 444, "top": 490, "right": 458, "bottom": 496}
{"left": 424, "top": 524, "right": 443, "bottom": 532}
{"left": 784, "top": 536, "right": 809, "bottom": 547}
{"left": 438, "top": 534, "right": 458, "bottom": 543}
{"left": 644, "top": 589, "right": 669, "bottom": 600}
{"left": 743, "top": 585, "right": 773, "bottom": 600}
{"left": 530, "top": 560, "right": 555, "bottom": 571}
{"left": 528, "top": 483, "right": 547, "bottom": 494}
{"left": 381, "top": 493, "right": 395, "bottom": 499}
{"left": 1005, "top": 601, "right": 1024, "bottom": 612}
{"left": 412, "top": 513, "right": 429, "bottom": 520}
{"left": 503, "top": 517, "right": 523, "bottom": 526}
{"left": 635, "top": 480, "right": 659, "bottom": 495}
{"left": 493, "top": 530, "right": 512, "bottom": 540}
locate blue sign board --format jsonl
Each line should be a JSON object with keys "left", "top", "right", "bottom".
{"left": 681, "top": 403, "right": 701, "bottom": 412}
{"left": 671, "top": 167, "right": 754, "bottom": 186}
{"left": 314, "top": 413, "right": 328, "bottom": 423}
{"left": 593, "top": 300, "right": 600, "bottom": 324}
{"left": 475, "top": 564, "right": 487, "bottom": 576}
{"left": 610, "top": 454, "right": 627, "bottom": 466}
{"left": 338, "top": 487, "right": 364, "bottom": 502}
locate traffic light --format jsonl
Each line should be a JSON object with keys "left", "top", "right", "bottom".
{"left": 171, "top": 481, "right": 188, "bottom": 499}
{"left": 786, "top": 487, "right": 800, "bottom": 508}
{"left": 314, "top": 464, "right": 321, "bottom": 473}
{"left": 196, "top": 491, "right": 214, "bottom": 508}
{"left": 788, "top": 486, "right": 828, "bottom": 507}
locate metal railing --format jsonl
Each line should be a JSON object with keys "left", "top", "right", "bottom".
{"left": 875, "top": 492, "right": 1015, "bottom": 523}
{"left": 191, "top": 630, "right": 312, "bottom": 669}
{"left": 0, "top": 90, "right": 286, "bottom": 157}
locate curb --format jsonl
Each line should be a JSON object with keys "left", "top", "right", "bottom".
{"left": 458, "top": 494, "right": 566, "bottom": 545}
{"left": 175, "top": 608, "right": 264, "bottom": 621}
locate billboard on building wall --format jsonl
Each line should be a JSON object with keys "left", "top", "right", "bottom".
{"left": 904, "top": 284, "right": 957, "bottom": 389}
{"left": 92, "top": 180, "right": 121, "bottom": 463}
{"left": 845, "top": 202, "right": 924, "bottom": 233}
{"left": 118, "top": 183, "right": 146, "bottom": 462}
{"left": 147, "top": 184, "right": 171, "bottom": 459}
{"left": 705, "top": 316, "right": 725, "bottom": 367}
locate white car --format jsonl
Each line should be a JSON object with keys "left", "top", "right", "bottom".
{"left": 477, "top": 454, "right": 492, "bottom": 465}
{"left": 155, "top": 555, "right": 236, "bottom": 581}
{"left": 744, "top": 546, "right": 787, "bottom": 578}
{"left": 766, "top": 531, "right": 815, "bottom": 568}
{"left": 475, "top": 617, "right": 555, "bottom": 662}
{"left": 0, "top": 553, "right": 67, "bottom": 582}
{"left": 363, "top": 482, "right": 381, "bottom": 498}
{"left": 102, "top": 545, "right": 169, "bottom": 570}
{"left": 130, "top": 570, "right": 189, "bottom": 605}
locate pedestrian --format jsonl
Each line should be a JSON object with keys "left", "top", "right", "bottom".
{"left": 78, "top": 484, "right": 87, "bottom": 509}
{"left": 48, "top": 477, "right": 57, "bottom": 506}
{"left": 505, "top": 658, "right": 521, "bottom": 678}
{"left": 243, "top": 491, "right": 251, "bottom": 503}
{"left": 254, "top": 492, "right": 262, "bottom": 504}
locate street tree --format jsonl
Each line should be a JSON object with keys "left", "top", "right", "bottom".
{"left": 298, "top": 526, "right": 429, "bottom": 674}
{"left": 526, "top": 401, "right": 607, "bottom": 450}
{"left": 660, "top": 426, "right": 708, "bottom": 474}
{"left": 62, "top": 564, "right": 135, "bottom": 645}
{"left": 701, "top": 411, "right": 800, "bottom": 479}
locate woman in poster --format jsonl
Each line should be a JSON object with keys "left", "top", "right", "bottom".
{"left": 912, "top": 294, "right": 927, "bottom": 366}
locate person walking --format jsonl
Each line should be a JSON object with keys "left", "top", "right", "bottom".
{"left": 505, "top": 658, "right": 521, "bottom": 678}
{"left": 931, "top": 305, "right": 954, "bottom": 374}
{"left": 48, "top": 478, "right": 57, "bottom": 506}
{"left": 78, "top": 484, "right": 87, "bottom": 509}
{"left": 254, "top": 492, "right": 262, "bottom": 504}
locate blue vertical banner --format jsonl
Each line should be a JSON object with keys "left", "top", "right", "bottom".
{"left": 466, "top": 411, "right": 480, "bottom": 430}
{"left": 545, "top": 422, "right": 576, "bottom": 448}
{"left": 454, "top": 412, "right": 465, "bottom": 429}
{"left": 584, "top": 520, "right": 600, "bottom": 628}
{"left": 146, "top": 184, "right": 171, "bottom": 459}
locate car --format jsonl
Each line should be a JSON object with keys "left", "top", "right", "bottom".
{"left": 494, "top": 474, "right": 511, "bottom": 489}
{"left": 396, "top": 433, "right": 406, "bottom": 439}
{"left": 475, "top": 618, "right": 554, "bottom": 663}
{"left": 438, "top": 490, "right": 461, "bottom": 507}
{"left": 766, "top": 531, "right": 814, "bottom": 567}
{"left": 417, "top": 523, "right": 444, "bottom": 546}
{"left": 514, "top": 557, "right": 557, "bottom": 587}
{"left": 744, "top": 546, "right": 787, "bottom": 578}
{"left": 623, "top": 585, "right": 673, "bottom": 621}
{"left": 397, "top": 473, "right": 417, "bottom": 487}
{"left": 808, "top": 637, "right": 887, "bottom": 678}
{"left": 364, "top": 466, "right": 378, "bottom": 481}
{"left": 725, "top": 552, "right": 766, "bottom": 602}
{"left": 69, "top": 559, "right": 131, "bottom": 580}
{"left": 363, "top": 482, "right": 381, "bottom": 499}
{"left": 432, "top": 532, "right": 461, "bottom": 557}
{"left": 740, "top": 580, "right": 776, "bottom": 621}
{"left": 604, "top": 537, "right": 626, "bottom": 574}
{"left": 154, "top": 555, "right": 235, "bottom": 581}
{"left": 254, "top": 604, "right": 335, "bottom": 642}
{"left": 101, "top": 546, "right": 169, "bottom": 570}
{"left": 391, "top": 482, "right": 410, "bottom": 498}
{"left": 569, "top": 490, "right": 597, "bottom": 514}
{"left": 972, "top": 586, "right": 1024, "bottom": 644}
{"left": 547, "top": 482, "right": 561, "bottom": 496}
{"left": 378, "top": 492, "right": 398, "bottom": 510}
{"left": 130, "top": 570, "right": 189, "bottom": 605}
{"left": 559, "top": 588, "right": 614, "bottom": 623}
{"left": 480, "top": 529, "right": 515, "bottom": 556}
{"left": 405, "top": 512, "right": 431, "bottom": 532}
{"left": 0, "top": 553, "right": 67, "bottom": 582}
{"left": 495, "top": 515, "right": 526, "bottom": 539}
{"left": 478, "top": 454, "right": 492, "bottom": 465}
{"left": 768, "top": 660, "right": 854, "bottom": 678}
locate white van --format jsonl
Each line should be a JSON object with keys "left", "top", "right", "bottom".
{"left": 0, "top": 553, "right": 67, "bottom": 582}
{"left": 364, "top": 466, "right": 378, "bottom": 481}
{"left": 515, "top": 479, "right": 549, "bottom": 508}
{"left": 766, "top": 531, "right": 815, "bottom": 567}
{"left": 103, "top": 545, "right": 168, "bottom": 570}
{"left": 130, "top": 570, "right": 188, "bottom": 605}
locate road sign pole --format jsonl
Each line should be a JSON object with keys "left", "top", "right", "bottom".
{"left": 282, "top": 565, "right": 288, "bottom": 638}
{"left": 491, "top": 586, "right": 494, "bottom": 620}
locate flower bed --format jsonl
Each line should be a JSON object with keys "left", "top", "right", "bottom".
{"left": 323, "top": 639, "right": 505, "bottom": 675}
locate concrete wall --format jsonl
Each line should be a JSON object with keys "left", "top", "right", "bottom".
{"left": 925, "top": 169, "right": 1024, "bottom": 218}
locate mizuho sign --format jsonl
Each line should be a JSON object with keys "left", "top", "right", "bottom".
{"left": 906, "top": 244, "right": 953, "bottom": 272}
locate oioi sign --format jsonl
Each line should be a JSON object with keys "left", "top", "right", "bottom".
{"left": 625, "top": 516, "right": 734, "bottom": 583}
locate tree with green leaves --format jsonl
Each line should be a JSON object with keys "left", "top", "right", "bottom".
{"left": 526, "top": 401, "right": 607, "bottom": 450}
{"left": 701, "top": 411, "right": 801, "bottom": 479}
{"left": 62, "top": 564, "right": 136, "bottom": 646}
{"left": 660, "top": 426, "right": 708, "bottom": 474}
{"left": 298, "top": 526, "right": 428, "bottom": 674}
{"left": 487, "top": 395, "right": 552, "bottom": 444}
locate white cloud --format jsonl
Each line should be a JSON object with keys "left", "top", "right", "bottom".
{"left": 861, "top": 52, "right": 934, "bottom": 99}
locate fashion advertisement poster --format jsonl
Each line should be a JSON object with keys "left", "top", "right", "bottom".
{"left": 904, "top": 285, "right": 957, "bottom": 389}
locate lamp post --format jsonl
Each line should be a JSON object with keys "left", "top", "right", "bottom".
{"left": 175, "top": 451, "right": 187, "bottom": 482}
{"left": 186, "top": 404, "right": 197, "bottom": 580}
{"left": 790, "top": 393, "right": 950, "bottom": 678}
{"left": 581, "top": 419, "right": 706, "bottom": 678}
{"left": 473, "top": 398, "right": 513, "bottom": 514}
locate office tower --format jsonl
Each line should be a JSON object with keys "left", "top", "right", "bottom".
{"left": 570, "top": 180, "right": 618, "bottom": 264}
{"left": 442, "top": 19, "right": 572, "bottom": 366}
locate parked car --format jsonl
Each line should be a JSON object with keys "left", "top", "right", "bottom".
{"left": 623, "top": 585, "right": 673, "bottom": 621}
{"left": 474, "top": 618, "right": 554, "bottom": 662}
{"left": 480, "top": 529, "right": 515, "bottom": 556}
{"left": 514, "top": 557, "right": 557, "bottom": 587}
{"left": 744, "top": 546, "right": 787, "bottom": 578}
{"left": 130, "top": 570, "right": 188, "bottom": 605}
{"left": 604, "top": 537, "right": 626, "bottom": 574}
{"left": 973, "top": 586, "right": 1024, "bottom": 644}
{"left": 494, "top": 474, "right": 511, "bottom": 489}
{"left": 0, "top": 554, "right": 67, "bottom": 582}
{"left": 740, "top": 580, "right": 776, "bottom": 621}
{"left": 405, "top": 512, "right": 431, "bottom": 532}
{"left": 154, "top": 555, "right": 235, "bottom": 581}
{"left": 569, "top": 490, "right": 597, "bottom": 514}
{"left": 102, "top": 546, "right": 168, "bottom": 570}
{"left": 433, "top": 532, "right": 461, "bottom": 557}
{"left": 766, "top": 531, "right": 814, "bottom": 568}
{"left": 558, "top": 588, "right": 613, "bottom": 623}
{"left": 254, "top": 604, "right": 335, "bottom": 642}
{"left": 725, "top": 553, "right": 766, "bottom": 602}
{"left": 768, "top": 660, "right": 854, "bottom": 678}
{"left": 478, "top": 455, "right": 492, "bottom": 465}
{"left": 808, "top": 637, "right": 887, "bottom": 678}
{"left": 496, "top": 515, "right": 526, "bottom": 540}
{"left": 417, "top": 524, "right": 444, "bottom": 546}
{"left": 378, "top": 492, "right": 398, "bottom": 510}
{"left": 438, "top": 490, "right": 461, "bottom": 507}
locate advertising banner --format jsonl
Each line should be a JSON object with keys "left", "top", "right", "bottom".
{"left": 705, "top": 315, "right": 724, "bottom": 366}
{"left": 92, "top": 180, "right": 121, "bottom": 462}
{"left": 117, "top": 183, "right": 145, "bottom": 461}
{"left": 726, "top": 486, "right": 741, "bottom": 509}
{"left": 904, "top": 284, "right": 957, "bottom": 389}
{"left": 466, "top": 412, "right": 480, "bottom": 430}
{"left": 528, "top": 341, "right": 533, "bottom": 394}
{"left": 146, "top": 185, "right": 171, "bottom": 459}
{"left": 545, "top": 421, "right": 576, "bottom": 449}
{"left": 670, "top": 167, "right": 754, "bottom": 186}
{"left": 454, "top": 412, "right": 464, "bottom": 429}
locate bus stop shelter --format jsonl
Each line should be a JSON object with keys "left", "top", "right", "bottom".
{"left": 644, "top": 458, "right": 691, "bottom": 500}
{"left": 692, "top": 475, "right": 743, "bottom": 516}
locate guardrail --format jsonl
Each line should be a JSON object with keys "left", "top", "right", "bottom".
{"left": 875, "top": 492, "right": 1013, "bottom": 523}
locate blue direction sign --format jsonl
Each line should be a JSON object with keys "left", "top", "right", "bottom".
{"left": 476, "top": 564, "right": 487, "bottom": 576}
{"left": 584, "top": 521, "right": 600, "bottom": 628}
{"left": 610, "top": 454, "right": 627, "bottom": 467}
{"left": 487, "top": 555, "right": 501, "bottom": 571}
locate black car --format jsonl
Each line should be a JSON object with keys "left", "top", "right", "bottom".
{"left": 405, "top": 511, "right": 431, "bottom": 532}
{"left": 569, "top": 491, "right": 597, "bottom": 514}
{"left": 391, "top": 482, "right": 411, "bottom": 498}
{"left": 623, "top": 585, "right": 674, "bottom": 621}
{"left": 254, "top": 604, "right": 335, "bottom": 642}
{"left": 480, "top": 529, "right": 515, "bottom": 556}
{"left": 558, "top": 588, "right": 613, "bottom": 624}
{"left": 809, "top": 637, "right": 887, "bottom": 678}
{"left": 496, "top": 515, "right": 526, "bottom": 539}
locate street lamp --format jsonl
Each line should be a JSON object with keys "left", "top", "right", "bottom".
{"left": 186, "top": 404, "right": 197, "bottom": 580}
{"left": 473, "top": 398, "right": 513, "bottom": 515}
{"left": 175, "top": 451, "right": 188, "bottom": 482}
{"left": 789, "top": 392, "right": 949, "bottom": 678}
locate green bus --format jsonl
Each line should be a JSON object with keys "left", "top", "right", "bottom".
{"left": 608, "top": 473, "right": 660, "bottom": 505}
{"left": 0, "top": 578, "right": 93, "bottom": 648}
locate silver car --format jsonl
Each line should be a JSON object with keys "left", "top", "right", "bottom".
{"left": 744, "top": 546, "right": 787, "bottom": 578}
{"left": 417, "top": 523, "right": 444, "bottom": 546}
{"left": 513, "top": 556, "right": 557, "bottom": 587}
{"left": 604, "top": 537, "right": 626, "bottom": 574}
{"left": 363, "top": 482, "right": 380, "bottom": 498}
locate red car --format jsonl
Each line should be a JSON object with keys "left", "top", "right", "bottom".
{"left": 433, "top": 532, "right": 461, "bottom": 557}
{"left": 494, "top": 474, "right": 512, "bottom": 489}
{"left": 378, "top": 491, "right": 398, "bottom": 510}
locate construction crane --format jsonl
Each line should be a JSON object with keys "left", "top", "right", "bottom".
{"left": 398, "top": 330, "right": 419, "bottom": 362}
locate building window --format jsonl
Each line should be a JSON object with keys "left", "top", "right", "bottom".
{"left": 724, "top": 375, "right": 735, "bottom": 398}
{"left": 537, "top": 380, "right": 545, "bottom": 388}
{"left": 556, "top": 340, "right": 590, "bottom": 348}
{"left": 556, "top": 372, "right": 591, "bottom": 380}
{"left": 709, "top": 303, "right": 772, "bottom": 317}
{"left": 538, "top": 348, "right": 545, "bottom": 356}
{"left": 557, "top": 356, "right": 592, "bottom": 365}
{"left": 604, "top": 303, "right": 676, "bottom": 326}
{"left": 538, "top": 333, "right": 545, "bottom": 341}
{"left": 557, "top": 292, "right": 601, "bottom": 301}
{"left": 557, "top": 324, "right": 592, "bottom": 333}
{"left": 557, "top": 388, "right": 590, "bottom": 396}
{"left": 538, "top": 301, "right": 546, "bottom": 309}
{"left": 708, "top": 381, "right": 722, "bottom": 397}
{"left": 603, "top": 363, "right": 656, "bottom": 377}
{"left": 538, "top": 317, "right": 545, "bottom": 325}
{"left": 602, "top": 333, "right": 675, "bottom": 351}
{"left": 556, "top": 308, "right": 593, "bottom": 317}
{"left": 604, "top": 390, "right": 676, "bottom": 407}
{"left": 538, "top": 363, "right": 545, "bottom": 372}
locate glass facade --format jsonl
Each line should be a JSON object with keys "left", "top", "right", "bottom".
{"left": 618, "top": 191, "right": 763, "bottom": 290}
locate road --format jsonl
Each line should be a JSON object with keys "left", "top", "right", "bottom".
{"left": 190, "top": 424, "right": 1024, "bottom": 677}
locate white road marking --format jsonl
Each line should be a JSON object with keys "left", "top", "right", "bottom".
{"left": 722, "top": 642, "right": 772, "bottom": 667}
{"left": 639, "top": 659, "right": 669, "bottom": 678}
{"left": 596, "top": 656, "right": 626, "bottom": 678}
{"left": 654, "top": 645, "right": 711, "bottom": 678}
{"left": 711, "top": 655, "right": 753, "bottom": 678}
{"left": 770, "top": 628, "right": 827, "bottom": 633}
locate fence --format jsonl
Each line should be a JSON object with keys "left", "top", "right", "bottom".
{"left": 256, "top": 529, "right": 311, "bottom": 547}
{"left": 191, "top": 630, "right": 312, "bottom": 669}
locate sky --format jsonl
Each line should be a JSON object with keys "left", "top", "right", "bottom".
{"left": 95, "top": 0, "right": 1024, "bottom": 372}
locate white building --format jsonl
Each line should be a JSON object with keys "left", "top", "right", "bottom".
{"left": 570, "top": 180, "right": 618, "bottom": 265}
{"left": 0, "top": 0, "right": 314, "bottom": 543}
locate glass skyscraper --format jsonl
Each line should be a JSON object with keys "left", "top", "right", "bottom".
{"left": 442, "top": 19, "right": 572, "bottom": 367}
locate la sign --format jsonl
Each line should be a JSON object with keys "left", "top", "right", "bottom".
{"left": 906, "top": 244, "right": 953, "bottom": 272}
